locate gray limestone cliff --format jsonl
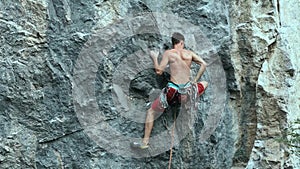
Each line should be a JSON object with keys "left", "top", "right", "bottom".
{"left": 0, "top": 0, "right": 299, "bottom": 169}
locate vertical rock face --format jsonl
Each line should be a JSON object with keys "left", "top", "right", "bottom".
{"left": 229, "top": 0, "right": 279, "bottom": 165}
{"left": 229, "top": 0, "right": 300, "bottom": 168}
{"left": 0, "top": 0, "right": 298, "bottom": 169}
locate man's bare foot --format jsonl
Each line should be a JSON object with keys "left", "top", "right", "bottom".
{"left": 142, "top": 138, "right": 149, "bottom": 146}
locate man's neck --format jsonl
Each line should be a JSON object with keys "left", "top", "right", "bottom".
{"left": 173, "top": 46, "right": 183, "bottom": 50}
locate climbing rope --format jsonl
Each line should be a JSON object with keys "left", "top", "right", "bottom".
{"left": 168, "top": 111, "right": 176, "bottom": 169}
{"left": 168, "top": 83, "right": 198, "bottom": 169}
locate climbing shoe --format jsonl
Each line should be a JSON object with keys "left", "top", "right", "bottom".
{"left": 130, "top": 142, "right": 149, "bottom": 149}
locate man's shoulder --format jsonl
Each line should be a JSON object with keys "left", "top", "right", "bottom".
{"left": 183, "top": 49, "right": 194, "bottom": 54}
{"left": 163, "top": 49, "right": 193, "bottom": 55}
{"left": 164, "top": 49, "right": 174, "bottom": 53}
{"left": 163, "top": 49, "right": 174, "bottom": 56}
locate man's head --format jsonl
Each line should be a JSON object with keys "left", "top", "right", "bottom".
{"left": 171, "top": 32, "right": 185, "bottom": 48}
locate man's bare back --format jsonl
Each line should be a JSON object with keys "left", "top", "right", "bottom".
{"left": 165, "top": 49, "right": 193, "bottom": 84}
{"left": 150, "top": 48, "right": 206, "bottom": 85}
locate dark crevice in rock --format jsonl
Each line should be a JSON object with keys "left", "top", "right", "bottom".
{"left": 219, "top": 44, "right": 239, "bottom": 93}
{"left": 38, "top": 129, "right": 84, "bottom": 144}
{"left": 232, "top": 26, "right": 258, "bottom": 164}
{"left": 276, "top": 0, "right": 281, "bottom": 26}
{"left": 129, "top": 69, "right": 170, "bottom": 99}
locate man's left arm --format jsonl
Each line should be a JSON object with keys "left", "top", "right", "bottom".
{"left": 150, "top": 50, "right": 169, "bottom": 75}
{"left": 191, "top": 52, "right": 207, "bottom": 83}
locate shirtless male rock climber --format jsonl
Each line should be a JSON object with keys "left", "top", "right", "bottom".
{"left": 132, "top": 32, "right": 208, "bottom": 149}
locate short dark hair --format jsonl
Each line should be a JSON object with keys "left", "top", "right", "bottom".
{"left": 171, "top": 32, "right": 185, "bottom": 46}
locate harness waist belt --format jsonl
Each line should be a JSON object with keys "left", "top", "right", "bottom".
{"left": 167, "top": 81, "right": 192, "bottom": 94}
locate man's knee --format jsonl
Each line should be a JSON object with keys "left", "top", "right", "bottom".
{"left": 147, "top": 107, "right": 161, "bottom": 117}
{"left": 147, "top": 107, "right": 163, "bottom": 120}
{"left": 147, "top": 107, "right": 155, "bottom": 116}
{"left": 146, "top": 108, "right": 162, "bottom": 123}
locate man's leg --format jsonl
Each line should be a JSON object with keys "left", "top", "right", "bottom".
{"left": 131, "top": 107, "right": 158, "bottom": 149}
{"left": 143, "top": 107, "right": 156, "bottom": 145}
{"left": 142, "top": 96, "right": 165, "bottom": 145}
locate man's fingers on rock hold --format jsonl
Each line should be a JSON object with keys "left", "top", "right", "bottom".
{"left": 150, "top": 50, "right": 159, "bottom": 58}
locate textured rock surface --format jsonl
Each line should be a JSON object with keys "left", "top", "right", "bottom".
{"left": 229, "top": 0, "right": 300, "bottom": 168}
{"left": 0, "top": 0, "right": 299, "bottom": 169}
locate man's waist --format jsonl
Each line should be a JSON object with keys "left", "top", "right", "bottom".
{"left": 167, "top": 81, "right": 192, "bottom": 94}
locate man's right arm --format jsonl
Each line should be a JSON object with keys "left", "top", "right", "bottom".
{"left": 150, "top": 50, "right": 169, "bottom": 75}
{"left": 191, "top": 51, "right": 207, "bottom": 83}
